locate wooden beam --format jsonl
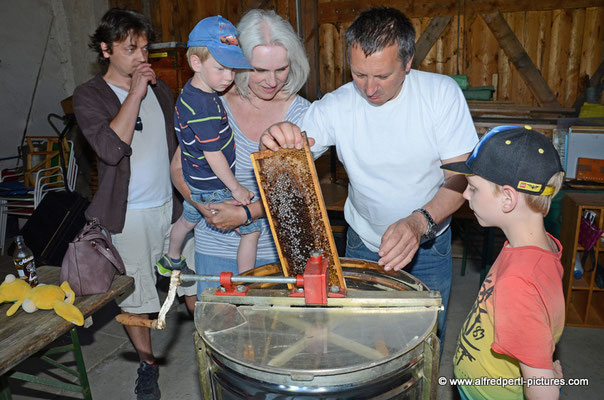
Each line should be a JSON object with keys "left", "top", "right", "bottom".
{"left": 301, "top": 0, "right": 320, "bottom": 100}
{"left": 318, "top": 0, "right": 604, "bottom": 24}
{"left": 481, "top": 11, "right": 561, "bottom": 108}
{"left": 412, "top": 16, "right": 451, "bottom": 69}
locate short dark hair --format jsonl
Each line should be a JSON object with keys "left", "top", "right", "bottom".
{"left": 89, "top": 8, "right": 155, "bottom": 64}
{"left": 345, "top": 7, "right": 415, "bottom": 66}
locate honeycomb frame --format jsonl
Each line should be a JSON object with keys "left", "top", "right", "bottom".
{"left": 251, "top": 136, "right": 345, "bottom": 290}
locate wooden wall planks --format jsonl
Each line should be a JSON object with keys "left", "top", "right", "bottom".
{"left": 109, "top": 0, "right": 604, "bottom": 107}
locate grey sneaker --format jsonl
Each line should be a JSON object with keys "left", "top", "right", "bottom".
{"left": 156, "top": 255, "right": 196, "bottom": 287}
{"left": 135, "top": 362, "right": 160, "bottom": 400}
{"left": 156, "top": 255, "right": 195, "bottom": 276}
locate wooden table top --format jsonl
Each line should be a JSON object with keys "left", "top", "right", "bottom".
{"left": 0, "top": 265, "right": 133, "bottom": 376}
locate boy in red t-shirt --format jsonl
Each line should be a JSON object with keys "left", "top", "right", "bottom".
{"left": 442, "top": 126, "right": 565, "bottom": 399}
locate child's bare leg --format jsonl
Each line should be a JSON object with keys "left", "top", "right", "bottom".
{"left": 167, "top": 216, "right": 197, "bottom": 259}
{"left": 237, "top": 231, "right": 261, "bottom": 274}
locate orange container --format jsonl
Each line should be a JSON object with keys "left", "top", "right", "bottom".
{"left": 576, "top": 157, "right": 604, "bottom": 182}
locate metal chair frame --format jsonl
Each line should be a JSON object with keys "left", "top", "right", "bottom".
{"left": 0, "top": 139, "right": 77, "bottom": 255}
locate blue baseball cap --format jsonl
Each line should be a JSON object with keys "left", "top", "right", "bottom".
{"left": 187, "top": 16, "right": 252, "bottom": 69}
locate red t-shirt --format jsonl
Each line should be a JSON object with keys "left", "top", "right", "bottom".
{"left": 453, "top": 234, "right": 565, "bottom": 399}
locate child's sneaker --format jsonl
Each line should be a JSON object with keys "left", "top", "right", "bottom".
{"left": 155, "top": 255, "right": 195, "bottom": 276}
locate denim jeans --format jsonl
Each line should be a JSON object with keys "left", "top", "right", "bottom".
{"left": 183, "top": 185, "right": 261, "bottom": 234}
{"left": 345, "top": 226, "right": 452, "bottom": 343}
{"left": 194, "top": 252, "right": 278, "bottom": 299}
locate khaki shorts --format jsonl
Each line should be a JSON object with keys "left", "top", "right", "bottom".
{"left": 112, "top": 200, "right": 196, "bottom": 314}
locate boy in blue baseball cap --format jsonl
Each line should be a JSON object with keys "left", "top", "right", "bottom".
{"left": 442, "top": 126, "right": 565, "bottom": 399}
{"left": 157, "top": 16, "right": 261, "bottom": 278}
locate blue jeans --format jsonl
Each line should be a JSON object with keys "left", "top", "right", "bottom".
{"left": 345, "top": 227, "right": 452, "bottom": 343}
{"left": 183, "top": 185, "right": 261, "bottom": 234}
{"left": 194, "top": 252, "right": 278, "bottom": 298}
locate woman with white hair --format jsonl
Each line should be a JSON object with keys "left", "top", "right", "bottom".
{"left": 171, "top": 9, "right": 310, "bottom": 296}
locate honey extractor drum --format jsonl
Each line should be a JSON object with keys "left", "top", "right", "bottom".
{"left": 194, "top": 258, "right": 440, "bottom": 399}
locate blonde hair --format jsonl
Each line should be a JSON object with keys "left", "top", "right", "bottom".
{"left": 186, "top": 46, "right": 211, "bottom": 69}
{"left": 491, "top": 172, "right": 564, "bottom": 216}
{"left": 523, "top": 172, "right": 564, "bottom": 215}
{"left": 233, "top": 9, "right": 309, "bottom": 98}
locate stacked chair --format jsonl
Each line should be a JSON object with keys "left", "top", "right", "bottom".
{"left": 0, "top": 115, "right": 78, "bottom": 254}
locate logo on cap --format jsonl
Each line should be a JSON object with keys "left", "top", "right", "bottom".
{"left": 518, "top": 181, "right": 542, "bottom": 192}
{"left": 220, "top": 35, "right": 238, "bottom": 45}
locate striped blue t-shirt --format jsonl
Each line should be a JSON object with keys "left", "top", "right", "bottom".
{"left": 194, "top": 95, "right": 311, "bottom": 259}
{"left": 174, "top": 80, "right": 235, "bottom": 190}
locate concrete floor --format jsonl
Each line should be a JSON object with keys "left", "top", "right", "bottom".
{"left": 2, "top": 234, "right": 603, "bottom": 399}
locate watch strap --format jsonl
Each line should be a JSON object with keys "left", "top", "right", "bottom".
{"left": 242, "top": 205, "right": 253, "bottom": 226}
{"left": 413, "top": 208, "right": 437, "bottom": 239}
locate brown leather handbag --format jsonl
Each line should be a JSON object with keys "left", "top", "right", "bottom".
{"left": 60, "top": 219, "right": 125, "bottom": 296}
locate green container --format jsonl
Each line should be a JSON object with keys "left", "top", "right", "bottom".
{"left": 448, "top": 74, "right": 469, "bottom": 90}
{"left": 462, "top": 86, "right": 495, "bottom": 100}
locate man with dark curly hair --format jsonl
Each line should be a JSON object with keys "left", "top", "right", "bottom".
{"left": 73, "top": 8, "right": 196, "bottom": 400}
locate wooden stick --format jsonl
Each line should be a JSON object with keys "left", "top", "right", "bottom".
{"left": 277, "top": 314, "right": 384, "bottom": 362}
{"left": 115, "top": 313, "right": 158, "bottom": 329}
{"left": 267, "top": 337, "right": 309, "bottom": 367}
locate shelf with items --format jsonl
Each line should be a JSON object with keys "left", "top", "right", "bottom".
{"left": 560, "top": 192, "right": 604, "bottom": 328}
{"left": 571, "top": 248, "right": 604, "bottom": 290}
{"left": 148, "top": 42, "right": 194, "bottom": 101}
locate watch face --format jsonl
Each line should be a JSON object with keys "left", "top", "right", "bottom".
{"left": 425, "top": 226, "right": 437, "bottom": 239}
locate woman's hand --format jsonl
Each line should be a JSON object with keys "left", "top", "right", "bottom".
{"left": 198, "top": 200, "right": 248, "bottom": 231}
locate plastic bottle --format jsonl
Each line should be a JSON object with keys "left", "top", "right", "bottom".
{"left": 13, "top": 235, "right": 38, "bottom": 287}
{"left": 573, "top": 257, "right": 584, "bottom": 280}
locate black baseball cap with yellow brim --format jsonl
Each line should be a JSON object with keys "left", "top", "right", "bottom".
{"left": 441, "top": 125, "right": 564, "bottom": 196}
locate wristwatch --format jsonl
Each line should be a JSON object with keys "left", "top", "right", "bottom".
{"left": 413, "top": 208, "right": 438, "bottom": 240}
{"left": 242, "top": 205, "right": 253, "bottom": 226}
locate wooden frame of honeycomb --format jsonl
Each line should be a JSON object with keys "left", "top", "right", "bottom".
{"left": 251, "top": 136, "right": 346, "bottom": 290}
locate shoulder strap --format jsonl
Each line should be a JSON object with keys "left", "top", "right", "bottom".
{"left": 78, "top": 220, "right": 126, "bottom": 274}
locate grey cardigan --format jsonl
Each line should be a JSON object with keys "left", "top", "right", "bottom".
{"left": 73, "top": 73, "right": 182, "bottom": 233}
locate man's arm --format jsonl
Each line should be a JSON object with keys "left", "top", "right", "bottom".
{"left": 108, "top": 63, "right": 156, "bottom": 145}
{"left": 73, "top": 85, "right": 130, "bottom": 167}
{"left": 378, "top": 152, "right": 470, "bottom": 271}
{"left": 520, "top": 361, "right": 562, "bottom": 399}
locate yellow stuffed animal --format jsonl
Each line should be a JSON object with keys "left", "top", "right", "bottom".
{"left": 0, "top": 274, "right": 84, "bottom": 326}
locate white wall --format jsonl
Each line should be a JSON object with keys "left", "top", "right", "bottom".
{"left": 0, "top": 0, "right": 107, "bottom": 172}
